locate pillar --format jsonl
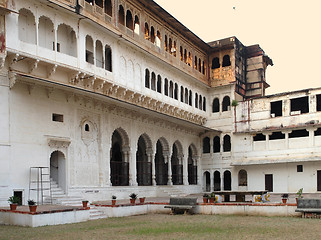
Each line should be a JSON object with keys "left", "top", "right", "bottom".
{"left": 183, "top": 154, "right": 188, "bottom": 185}
{"left": 166, "top": 155, "right": 172, "bottom": 185}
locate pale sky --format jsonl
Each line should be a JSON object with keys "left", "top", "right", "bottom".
{"left": 154, "top": 0, "right": 321, "bottom": 95}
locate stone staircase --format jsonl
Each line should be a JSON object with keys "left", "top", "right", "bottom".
{"left": 159, "top": 186, "right": 187, "bottom": 197}
{"left": 89, "top": 207, "right": 106, "bottom": 220}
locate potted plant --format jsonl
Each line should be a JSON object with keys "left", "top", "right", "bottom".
{"left": 129, "top": 193, "right": 137, "bottom": 205}
{"left": 82, "top": 200, "right": 89, "bottom": 208}
{"left": 209, "top": 192, "right": 215, "bottom": 203}
{"left": 28, "top": 199, "right": 37, "bottom": 212}
{"left": 203, "top": 193, "right": 209, "bottom": 203}
{"left": 281, "top": 194, "right": 288, "bottom": 204}
{"left": 8, "top": 196, "right": 20, "bottom": 211}
{"left": 296, "top": 188, "right": 303, "bottom": 204}
{"left": 139, "top": 196, "right": 146, "bottom": 204}
{"left": 112, "top": 195, "right": 117, "bottom": 205}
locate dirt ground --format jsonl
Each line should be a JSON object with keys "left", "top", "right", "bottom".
{"left": 1, "top": 213, "right": 321, "bottom": 240}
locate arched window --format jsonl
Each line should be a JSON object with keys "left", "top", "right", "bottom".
{"left": 195, "top": 93, "right": 198, "bottom": 108}
{"left": 134, "top": 15, "right": 140, "bottom": 34}
{"left": 213, "top": 136, "right": 220, "bottom": 153}
{"left": 188, "top": 52, "right": 192, "bottom": 66}
{"left": 85, "top": 35, "right": 94, "bottom": 64}
{"left": 223, "top": 135, "right": 231, "bottom": 152}
{"left": 198, "top": 59, "right": 202, "bottom": 72}
{"left": 145, "top": 69, "right": 150, "bottom": 88}
{"left": 164, "top": 35, "right": 168, "bottom": 51}
{"left": 203, "top": 97, "right": 206, "bottom": 111}
{"left": 202, "top": 60, "right": 206, "bottom": 74}
{"left": 156, "top": 31, "right": 161, "bottom": 48}
{"left": 169, "top": 81, "right": 173, "bottom": 98}
{"left": 238, "top": 169, "right": 248, "bottom": 186}
{"left": 104, "top": 0, "right": 112, "bottom": 16}
{"left": 169, "top": 38, "right": 172, "bottom": 54}
{"left": 157, "top": 75, "right": 162, "bottom": 93}
{"left": 222, "top": 96, "right": 230, "bottom": 111}
{"left": 214, "top": 171, "right": 221, "bottom": 191}
{"left": 57, "top": 24, "right": 77, "bottom": 57}
{"left": 118, "top": 5, "right": 125, "bottom": 25}
{"left": 105, "top": 45, "right": 112, "bottom": 71}
{"left": 223, "top": 170, "right": 232, "bottom": 191}
{"left": 144, "top": 23, "right": 149, "bottom": 40}
{"left": 180, "top": 46, "right": 183, "bottom": 61}
{"left": 189, "top": 90, "right": 192, "bottom": 106}
{"left": 150, "top": 26, "right": 155, "bottom": 44}
{"left": 184, "top": 49, "right": 187, "bottom": 63}
{"left": 151, "top": 72, "right": 156, "bottom": 90}
{"left": 212, "top": 57, "right": 220, "bottom": 69}
{"left": 18, "top": 8, "right": 36, "bottom": 44}
{"left": 126, "top": 10, "right": 133, "bottom": 30}
{"left": 174, "top": 83, "right": 178, "bottom": 100}
{"left": 38, "top": 16, "right": 54, "bottom": 50}
{"left": 199, "top": 95, "right": 203, "bottom": 110}
{"left": 213, "top": 98, "right": 220, "bottom": 113}
{"left": 173, "top": 41, "right": 177, "bottom": 57}
{"left": 194, "top": 56, "right": 198, "bottom": 70}
{"left": 164, "top": 78, "right": 168, "bottom": 96}
{"left": 95, "top": 40, "right": 103, "bottom": 68}
{"left": 184, "top": 88, "right": 188, "bottom": 104}
{"left": 85, "top": 123, "right": 90, "bottom": 132}
{"left": 222, "top": 55, "right": 231, "bottom": 67}
{"left": 180, "top": 86, "right": 184, "bottom": 102}
{"left": 203, "top": 137, "right": 210, "bottom": 153}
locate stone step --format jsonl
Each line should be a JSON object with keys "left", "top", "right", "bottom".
{"left": 89, "top": 208, "right": 106, "bottom": 220}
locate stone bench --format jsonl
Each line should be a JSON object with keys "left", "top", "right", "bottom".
{"left": 295, "top": 199, "right": 321, "bottom": 218}
{"left": 164, "top": 197, "right": 197, "bottom": 214}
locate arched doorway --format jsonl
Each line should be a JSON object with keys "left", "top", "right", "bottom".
{"left": 171, "top": 142, "right": 183, "bottom": 185}
{"left": 136, "top": 135, "right": 152, "bottom": 186}
{"left": 155, "top": 139, "right": 168, "bottom": 185}
{"left": 204, "top": 171, "right": 210, "bottom": 192}
{"left": 110, "top": 130, "right": 129, "bottom": 186}
{"left": 188, "top": 145, "right": 197, "bottom": 185}
{"left": 224, "top": 170, "right": 232, "bottom": 201}
{"left": 238, "top": 169, "right": 248, "bottom": 189}
{"left": 50, "top": 151, "right": 66, "bottom": 192}
{"left": 214, "top": 171, "right": 221, "bottom": 191}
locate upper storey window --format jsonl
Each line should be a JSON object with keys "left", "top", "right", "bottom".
{"left": 105, "top": 45, "right": 112, "bottom": 72}
{"left": 118, "top": 5, "right": 125, "bottom": 25}
{"left": 212, "top": 57, "right": 220, "bottom": 69}
{"left": 18, "top": 8, "right": 36, "bottom": 44}
{"left": 95, "top": 40, "right": 103, "bottom": 68}
{"left": 95, "top": 0, "right": 103, "bottom": 8}
{"left": 144, "top": 23, "right": 149, "bottom": 40}
{"left": 156, "top": 31, "right": 161, "bottom": 48}
{"left": 134, "top": 16, "right": 140, "bottom": 35}
{"left": 38, "top": 16, "right": 54, "bottom": 50}
{"left": 57, "top": 24, "right": 77, "bottom": 57}
{"left": 105, "top": 0, "right": 112, "bottom": 16}
{"left": 150, "top": 26, "right": 155, "bottom": 44}
{"left": 290, "top": 96, "right": 309, "bottom": 114}
{"left": 212, "top": 98, "right": 219, "bottom": 113}
{"left": 85, "top": 35, "right": 94, "bottom": 64}
{"left": 222, "top": 96, "right": 230, "bottom": 112}
{"left": 126, "top": 10, "right": 133, "bottom": 30}
{"left": 222, "top": 55, "right": 231, "bottom": 67}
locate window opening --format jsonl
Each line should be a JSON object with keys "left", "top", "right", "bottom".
{"left": 265, "top": 174, "right": 273, "bottom": 192}
{"left": 164, "top": 78, "right": 168, "bottom": 96}
{"left": 105, "top": 45, "right": 112, "bottom": 71}
{"left": 169, "top": 38, "right": 172, "bottom": 54}
{"left": 95, "top": 0, "right": 103, "bottom": 8}
{"left": 315, "top": 128, "right": 321, "bottom": 136}
{"left": 173, "top": 41, "right": 177, "bottom": 57}
{"left": 13, "top": 191, "right": 23, "bottom": 205}
{"left": 199, "top": 95, "right": 202, "bottom": 110}
{"left": 126, "top": 10, "right": 133, "bottom": 30}
{"left": 317, "top": 94, "right": 321, "bottom": 111}
{"left": 253, "top": 133, "right": 266, "bottom": 141}
{"left": 188, "top": 52, "right": 192, "bottom": 66}
{"left": 213, "top": 98, "right": 219, "bottom": 113}
{"left": 85, "top": 124, "right": 90, "bottom": 132}
{"left": 96, "top": 40, "right": 103, "bottom": 68}
{"left": 189, "top": 90, "right": 192, "bottom": 106}
{"left": 269, "top": 131, "right": 285, "bottom": 140}
{"left": 202, "top": 61, "right": 206, "bottom": 74}
{"left": 222, "top": 55, "right": 231, "bottom": 67}
{"left": 212, "top": 57, "right": 220, "bottom": 69}
{"left": 38, "top": 16, "right": 54, "bottom": 50}
{"left": 134, "top": 15, "right": 140, "bottom": 34}
{"left": 145, "top": 69, "right": 150, "bottom": 88}
{"left": 184, "top": 49, "right": 187, "bottom": 64}
{"left": 203, "top": 137, "right": 210, "bottom": 153}
{"left": 223, "top": 135, "right": 231, "bottom": 152}
{"left": 180, "top": 86, "right": 184, "bottom": 102}
{"left": 150, "top": 26, "right": 155, "bottom": 44}
{"left": 213, "top": 136, "right": 220, "bottom": 153}
{"left": 195, "top": 93, "right": 198, "bottom": 108}
{"left": 144, "top": 23, "right": 149, "bottom": 39}
{"left": 290, "top": 96, "right": 309, "bottom": 114}
{"left": 118, "top": 5, "right": 125, "bottom": 25}
{"left": 194, "top": 56, "right": 198, "bottom": 70}
{"left": 169, "top": 81, "right": 173, "bottom": 98}
{"left": 203, "top": 97, "right": 206, "bottom": 111}
{"left": 57, "top": 24, "right": 77, "bottom": 57}
{"left": 151, "top": 72, "right": 156, "bottom": 90}
{"left": 297, "top": 165, "right": 303, "bottom": 172}
{"left": 184, "top": 88, "right": 188, "bottom": 104}
{"left": 85, "top": 35, "right": 94, "bottom": 64}
{"left": 198, "top": 59, "right": 201, "bottom": 72}
{"left": 52, "top": 113, "right": 63, "bottom": 122}
{"left": 164, "top": 35, "right": 168, "bottom": 51}
{"left": 18, "top": 8, "right": 36, "bottom": 44}
{"left": 157, "top": 75, "right": 162, "bottom": 93}
{"left": 238, "top": 170, "right": 247, "bottom": 186}
{"left": 179, "top": 46, "right": 183, "bottom": 61}
{"left": 156, "top": 31, "right": 161, "bottom": 48}
{"left": 174, "top": 83, "right": 178, "bottom": 100}
{"left": 270, "top": 100, "right": 282, "bottom": 117}
{"left": 214, "top": 171, "right": 221, "bottom": 191}
{"left": 105, "top": 0, "right": 112, "bottom": 16}
{"left": 222, "top": 96, "right": 230, "bottom": 111}
{"left": 289, "top": 129, "right": 309, "bottom": 138}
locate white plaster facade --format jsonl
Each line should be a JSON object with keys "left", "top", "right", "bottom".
{"left": 0, "top": 0, "right": 320, "bottom": 206}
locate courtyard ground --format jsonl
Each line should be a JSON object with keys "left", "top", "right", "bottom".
{"left": 0, "top": 214, "right": 320, "bottom": 240}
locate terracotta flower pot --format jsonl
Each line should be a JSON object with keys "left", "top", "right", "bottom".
{"left": 139, "top": 197, "right": 145, "bottom": 204}
{"left": 29, "top": 205, "right": 37, "bottom": 212}
{"left": 130, "top": 199, "right": 136, "bottom": 205}
{"left": 112, "top": 200, "right": 116, "bottom": 205}
{"left": 10, "top": 204, "right": 17, "bottom": 211}
{"left": 209, "top": 198, "right": 215, "bottom": 203}
{"left": 282, "top": 199, "right": 287, "bottom": 204}
{"left": 203, "top": 198, "right": 208, "bottom": 203}
{"left": 82, "top": 201, "right": 89, "bottom": 208}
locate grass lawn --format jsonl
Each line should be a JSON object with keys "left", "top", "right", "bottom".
{"left": 0, "top": 214, "right": 320, "bottom": 240}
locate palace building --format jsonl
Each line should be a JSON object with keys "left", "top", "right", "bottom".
{"left": 0, "top": 0, "right": 320, "bottom": 206}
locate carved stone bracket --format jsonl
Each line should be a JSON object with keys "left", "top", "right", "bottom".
{"left": 29, "top": 59, "right": 39, "bottom": 74}
{"left": 8, "top": 71, "right": 16, "bottom": 89}
{"left": 47, "top": 64, "right": 57, "bottom": 78}
{"left": 48, "top": 137, "right": 71, "bottom": 149}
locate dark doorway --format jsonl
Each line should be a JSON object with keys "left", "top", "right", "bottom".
{"left": 214, "top": 171, "right": 221, "bottom": 191}
{"left": 171, "top": 143, "right": 183, "bottom": 185}
{"left": 204, "top": 171, "right": 210, "bottom": 192}
{"left": 155, "top": 140, "right": 168, "bottom": 185}
{"left": 317, "top": 170, "right": 321, "bottom": 191}
{"left": 265, "top": 174, "right": 273, "bottom": 192}
{"left": 110, "top": 130, "right": 129, "bottom": 186}
{"left": 188, "top": 146, "right": 197, "bottom": 185}
{"left": 136, "top": 136, "right": 152, "bottom": 186}
{"left": 224, "top": 170, "right": 231, "bottom": 201}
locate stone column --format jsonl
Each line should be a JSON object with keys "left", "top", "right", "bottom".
{"left": 195, "top": 157, "right": 201, "bottom": 185}
{"left": 220, "top": 171, "right": 224, "bottom": 191}
{"left": 129, "top": 146, "right": 138, "bottom": 186}
{"left": 149, "top": 150, "right": 156, "bottom": 186}
{"left": 167, "top": 155, "right": 173, "bottom": 185}
{"left": 106, "top": 142, "right": 112, "bottom": 186}
{"left": 282, "top": 131, "right": 290, "bottom": 149}
{"left": 182, "top": 154, "right": 188, "bottom": 185}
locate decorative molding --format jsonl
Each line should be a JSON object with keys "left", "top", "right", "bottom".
{"left": 48, "top": 137, "right": 71, "bottom": 149}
